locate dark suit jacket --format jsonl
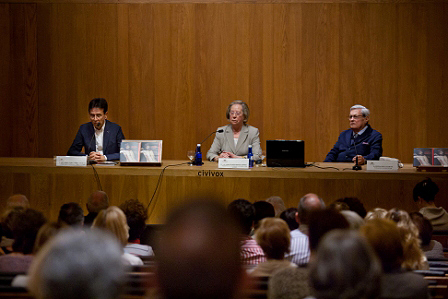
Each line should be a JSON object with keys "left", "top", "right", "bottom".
{"left": 324, "top": 125, "right": 382, "bottom": 162}
{"left": 67, "top": 120, "right": 125, "bottom": 161}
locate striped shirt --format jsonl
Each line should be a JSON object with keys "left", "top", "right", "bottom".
{"left": 241, "top": 236, "right": 266, "bottom": 265}
{"left": 285, "top": 229, "right": 310, "bottom": 266}
{"left": 124, "top": 243, "right": 155, "bottom": 257}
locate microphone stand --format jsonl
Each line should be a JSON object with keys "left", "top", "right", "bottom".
{"left": 352, "top": 133, "right": 362, "bottom": 170}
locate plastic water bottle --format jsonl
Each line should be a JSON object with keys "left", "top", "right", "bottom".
{"left": 195, "top": 144, "right": 202, "bottom": 166}
{"left": 248, "top": 145, "right": 253, "bottom": 168}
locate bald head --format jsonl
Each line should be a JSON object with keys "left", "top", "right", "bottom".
{"left": 157, "top": 200, "right": 242, "bottom": 299}
{"left": 87, "top": 191, "right": 109, "bottom": 213}
{"left": 297, "top": 193, "right": 325, "bottom": 225}
{"left": 6, "top": 194, "right": 30, "bottom": 209}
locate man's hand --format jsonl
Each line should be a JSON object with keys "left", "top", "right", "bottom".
{"left": 352, "top": 155, "right": 365, "bottom": 165}
{"left": 89, "top": 152, "right": 106, "bottom": 162}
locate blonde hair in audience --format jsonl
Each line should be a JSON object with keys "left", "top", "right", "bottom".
{"left": 386, "top": 208, "right": 428, "bottom": 270}
{"left": 92, "top": 206, "right": 129, "bottom": 247}
{"left": 364, "top": 207, "right": 388, "bottom": 221}
{"left": 33, "top": 222, "right": 62, "bottom": 254}
{"left": 255, "top": 217, "right": 291, "bottom": 260}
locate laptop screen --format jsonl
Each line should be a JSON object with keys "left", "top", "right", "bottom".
{"left": 266, "top": 140, "right": 305, "bottom": 168}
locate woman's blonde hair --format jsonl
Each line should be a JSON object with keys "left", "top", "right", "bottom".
{"left": 92, "top": 206, "right": 129, "bottom": 247}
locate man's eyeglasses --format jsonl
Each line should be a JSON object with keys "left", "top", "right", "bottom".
{"left": 348, "top": 114, "right": 364, "bottom": 120}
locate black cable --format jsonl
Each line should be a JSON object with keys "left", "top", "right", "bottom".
{"left": 306, "top": 163, "right": 341, "bottom": 171}
{"left": 90, "top": 163, "right": 103, "bottom": 191}
{"left": 146, "top": 162, "right": 190, "bottom": 215}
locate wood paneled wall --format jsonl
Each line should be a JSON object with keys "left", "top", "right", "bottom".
{"left": 1, "top": 1, "right": 447, "bottom": 162}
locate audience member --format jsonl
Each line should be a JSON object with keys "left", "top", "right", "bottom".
{"left": 328, "top": 201, "right": 350, "bottom": 212}
{"left": 157, "top": 200, "right": 244, "bottom": 299}
{"left": 296, "top": 193, "right": 326, "bottom": 235}
{"left": 58, "top": 202, "right": 84, "bottom": 227}
{"left": 410, "top": 212, "right": 444, "bottom": 260}
{"left": 309, "top": 230, "right": 381, "bottom": 299}
{"left": 361, "top": 218, "right": 430, "bottom": 299}
{"left": 333, "top": 197, "right": 367, "bottom": 218}
{"left": 286, "top": 193, "right": 325, "bottom": 266}
{"left": 1, "top": 207, "right": 25, "bottom": 253}
{"left": 340, "top": 210, "right": 365, "bottom": 230}
{"left": 84, "top": 190, "right": 109, "bottom": 228}
{"left": 265, "top": 196, "right": 286, "bottom": 217}
{"left": 5, "top": 194, "right": 30, "bottom": 209}
{"left": 0, "top": 208, "right": 46, "bottom": 273}
{"left": 119, "top": 199, "right": 154, "bottom": 257}
{"left": 28, "top": 229, "right": 125, "bottom": 299}
{"left": 280, "top": 208, "right": 299, "bottom": 231}
{"left": 413, "top": 178, "right": 448, "bottom": 231}
{"left": 33, "top": 222, "right": 62, "bottom": 254}
{"left": 268, "top": 266, "right": 312, "bottom": 299}
{"left": 228, "top": 199, "right": 266, "bottom": 266}
{"left": 386, "top": 208, "right": 429, "bottom": 270}
{"left": 253, "top": 201, "right": 275, "bottom": 231}
{"left": 92, "top": 206, "right": 143, "bottom": 266}
{"left": 251, "top": 218, "right": 296, "bottom": 277}
{"left": 364, "top": 207, "right": 387, "bottom": 221}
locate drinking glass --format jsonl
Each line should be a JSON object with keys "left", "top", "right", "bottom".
{"left": 187, "top": 150, "right": 195, "bottom": 166}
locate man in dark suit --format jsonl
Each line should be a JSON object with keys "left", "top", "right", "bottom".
{"left": 324, "top": 104, "right": 382, "bottom": 165}
{"left": 67, "top": 98, "right": 125, "bottom": 162}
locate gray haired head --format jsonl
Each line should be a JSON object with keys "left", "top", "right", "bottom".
{"left": 350, "top": 104, "right": 370, "bottom": 118}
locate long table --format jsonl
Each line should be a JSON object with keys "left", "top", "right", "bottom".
{"left": 1, "top": 158, "right": 447, "bottom": 223}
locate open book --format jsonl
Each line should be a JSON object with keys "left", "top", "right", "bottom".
{"left": 120, "top": 140, "right": 162, "bottom": 166}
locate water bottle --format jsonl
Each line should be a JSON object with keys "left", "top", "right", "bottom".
{"left": 195, "top": 144, "right": 202, "bottom": 166}
{"left": 248, "top": 145, "right": 253, "bottom": 168}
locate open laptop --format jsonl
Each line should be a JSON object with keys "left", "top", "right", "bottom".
{"left": 266, "top": 140, "right": 305, "bottom": 167}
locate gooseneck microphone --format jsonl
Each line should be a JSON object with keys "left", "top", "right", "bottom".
{"left": 352, "top": 133, "right": 362, "bottom": 170}
{"left": 200, "top": 129, "right": 224, "bottom": 145}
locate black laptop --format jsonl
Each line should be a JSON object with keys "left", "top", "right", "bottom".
{"left": 266, "top": 140, "right": 305, "bottom": 167}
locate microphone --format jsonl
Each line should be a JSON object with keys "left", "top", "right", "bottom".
{"left": 87, "top": 127, "right": 97, "bottom": 164}
{"left": 200, "top": 129, "right": 224, "bottom": 145}
{"left": 352, "top": 133, "right": 362, "bottom": 170}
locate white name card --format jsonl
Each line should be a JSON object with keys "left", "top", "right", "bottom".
{"left": 218, "top": 158, "right": 249, "bottom": 169}
{"left": 56, "top": 156, "right": 87, "bottom": 167}
{"left": 367, "top": 160, "right": 398, "bottom": 171}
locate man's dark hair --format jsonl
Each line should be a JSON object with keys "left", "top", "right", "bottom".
{"left": 413, "top": 178, "right": 439, "bottom": 203}
{"left": 410, "top": 212, "right": 433, "bottom": 246}
{"left": 334, "top": 197, "right": 367, "bottom": 218}
{"left": 280, "top": 207, "right": 299, "bottom": 231}
{"left": 119, "top": 199, "right": 148, "bottom": 242}
{"left": 227, "top": 199, "right": 255, "bottom": 235}
{"left": 157, "top": 199, "right": 242, "bottom": 299}
{"left": 88, "top": 98, "right": 108, "bottom": 113}
{"left": 11, "top": 209, "right": 47, "bottom": 254}
{"left": 253, "top": 201, "right": 275, "bottom": 229}
{"left": 58, "top": 203, "right": 84, "bottom": 226}
{"left": 308, "top": 208, "right": 349, "bottom": 251}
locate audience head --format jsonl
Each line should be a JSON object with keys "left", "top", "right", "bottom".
{"left": 33, "top": 222, "right": 62, "bottom": 254}
{"left": 333, "top": 197, "right": 367, "bottom": 218}
{"left": 309, "top": 229, "right": 381, "bottom": 299}
{"left": 364, "top": 207, "right": 388, "bottom": 221}
{"left": 58, "top": 202, "right": 84, "bottom": 227}
{"left": 157, "top": 200, "right": 242, "bottom": 299}
{"left": 11, "top": 208, "right": 46, "bottom": 254}
{"left": 340, "top": 210, "right": 365, "bottom": 230}
{"left": 1, "top": 206, "right": 25, "bottom": 239}
{"left": 227, "top": 199, "right": 255, "bottom": 235}
{"left": 360, "top": 218, "right": 403, "bottom": 273}
{"left": 297, "top": 193, "right": 325, "bottom": 225}
{"left": 6, "top": 194, "right": 30, "bottom": 209}
{"left": 28, "top": 229, "right": 125, "bottom": 299}
{"left": 386, "top": 208, "right": 420, "bottom": 239}
{"left": 413, "top": 178, "right": 439, "bottom": 203}
{"left": 280, "top": 207, "right": 299, "bottom": 231}
{"left": 308, "top": 208, "right": 349, "bottom": 252}
{"left": 92, "top": 206, "right": 129, "bottom": 247}
{"left": 255, "top": 218, "right": 290, "bottom": 260}
{"left": 265, "top": 196, "right": 286, "bottom": 217}
{"left": 328, "top": 201, "right": 350, "bottom": 212}
{"left": 86, "top": 191, "right": 109, "bottom": 213}
{"left": 253, "top": 201, "right": 275, "bottom": 229}
{"left": 119, "top": 199, "right": 147, "bottom": 242}
{"left": 410, "top": 212, "right": 433, "bottom": 246}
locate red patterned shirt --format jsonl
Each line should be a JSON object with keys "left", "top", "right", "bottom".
{"left": 241, "top": 236, "right": 266, "bottom": 265}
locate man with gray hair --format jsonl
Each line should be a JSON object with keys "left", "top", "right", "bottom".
{"left": 286, "top": 193, "right": 325, "bottom": 266}
{"left": 28, "top": 229, "right": 125, "bottom": 299}
{"left": 324, "top": 104, "right": 382, "bottom": 165}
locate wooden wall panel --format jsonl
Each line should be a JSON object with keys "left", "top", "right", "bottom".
{"left": 0, "top": 1, "right": 447, "bottom": 163}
